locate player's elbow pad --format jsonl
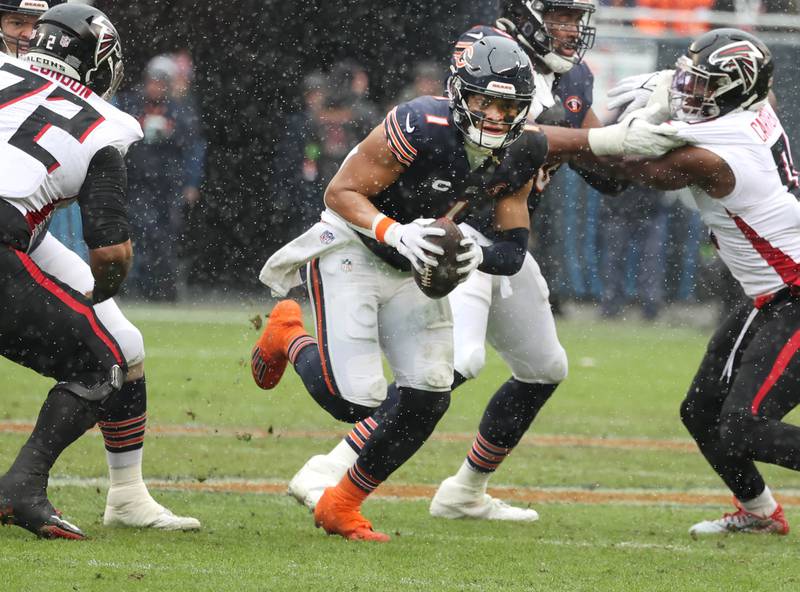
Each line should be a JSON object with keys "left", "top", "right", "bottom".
{"left": 78, "top": 146, "right": 130, "bottom": 249}
{"left": 478, "top": 228, "right": 529, "bottom": 276}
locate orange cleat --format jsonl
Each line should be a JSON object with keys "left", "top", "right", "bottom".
{"left": 251, "top": 300, "right": 308, "bottom": 390}
{"left": 314, "top": 485, "right": 390, "bottom": 542}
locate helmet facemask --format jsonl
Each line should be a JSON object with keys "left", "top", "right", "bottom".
{"left": 0, "top": 11, "right": 38, "bottom": 56}
{"left": 502, "top": 0, "right": 595, "bottom": 74}
{"left": 669, "top": 53, "right": 763, "bottom": 122}
{"left": 540, "top": 5, "right": 595, "bottom": 73}
{"left": 669, "top": 56, "right": 726, "bottom": 122}
{"left": 449, "top": 75, "right": 532, "bottom": 150}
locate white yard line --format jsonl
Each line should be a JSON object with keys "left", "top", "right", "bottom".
{"left": 46, "top": 476, "right": 800, "bottom": 508}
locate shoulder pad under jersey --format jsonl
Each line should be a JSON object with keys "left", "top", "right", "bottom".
{"left": 383, "top": 96, "right": 450, "bottom": 167}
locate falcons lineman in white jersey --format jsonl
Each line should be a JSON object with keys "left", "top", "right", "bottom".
{"left": 0, "top": 4, "right": 198, "bottom": 540}
{"left": 581, "top": 28, "right": 799, "bottom": 537}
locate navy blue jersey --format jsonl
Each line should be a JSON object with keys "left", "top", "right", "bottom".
{"left": 552, "top": 63, "right": 594, "bottom": 129}
{"left": 363, "top": 96, "right": 547, "bottom": 269}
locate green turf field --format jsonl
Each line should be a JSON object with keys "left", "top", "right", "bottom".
{"left": 2, "top": 303, "right": 799, "bottom": 592}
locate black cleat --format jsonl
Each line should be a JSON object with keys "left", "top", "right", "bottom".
{"left": 0, "top": 473, "right": 86, "bottom": 540}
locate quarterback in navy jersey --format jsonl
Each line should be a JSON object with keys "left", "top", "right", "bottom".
{"left": 362, "top": 94, "right": 547, "bottom": 270}
{"left": 280, "top": 0, "right": 685, "bottom": 525}
{"left": 255, "top": 36, "right": 544, "bottom": 541}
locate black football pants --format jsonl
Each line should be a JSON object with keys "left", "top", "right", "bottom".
{"left": 0, "top": 246, "right": 125, "bottom": 387}
{"left": 681, "top": 291, "right": 800, "bottom": 501}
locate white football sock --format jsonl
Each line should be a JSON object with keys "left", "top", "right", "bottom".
{"left": 454, "top": 460, "right": 490, "bottom": 492}
{"left": 327, "top": 439, "right": 359, "bottom": 466}
{"left": 740, "top": 486, "right": 778, "bottom": 518}
{"left": 107, "top": 449, "right": 144, "bottom": 488}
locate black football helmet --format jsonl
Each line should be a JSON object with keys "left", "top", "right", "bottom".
{"left": 23, "top": 4, "right": 123, "bottom": 100}
{"left": 448, "top": 36, "right": 534, "bottom": 150}
{"left": 670, "top": 28, "right": 773, "bottom": 122}
{"left": 0, "top": 0, "right": 65, "bottom": 56}
{"left": 497, "top": 0, "right": 595, "bottom": 74}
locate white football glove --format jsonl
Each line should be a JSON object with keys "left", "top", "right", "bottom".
{"left": 607, "top": 69, "right": 674, "bottom": 122}
{"left": 383, "top": 218, "right": 445, "bottom": 273}
{"left": 456, "top": 236, "right": 483, "bottom": 282}
{"left": 587, "top": 105, "right": 684, "bottom": 158}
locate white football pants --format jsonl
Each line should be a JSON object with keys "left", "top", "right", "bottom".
{"left": 306, "top": 241, "right": 454, "bottom": 408}
{"left": 451, "top": 245, "right": 567, "bottom": 385}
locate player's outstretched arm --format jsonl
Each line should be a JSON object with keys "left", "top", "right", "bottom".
{"left": 573, "top": 145, "right": 735, "bottom": 197}
{"left": 538, "top": 107, "right": 683, "bottom": 162}
{"left": 77, "top": 146, "right": 133, "bottom": 303}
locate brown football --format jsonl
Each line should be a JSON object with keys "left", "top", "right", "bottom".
{"left": 413, "top": 217, "right": 465, "bottom": 299}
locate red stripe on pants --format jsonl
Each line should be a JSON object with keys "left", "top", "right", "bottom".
{"left": 14, "top": 250, "right": 123, "bottom": 365}
{"left": 751, "top": 329, "right": 800, "bottom": 414}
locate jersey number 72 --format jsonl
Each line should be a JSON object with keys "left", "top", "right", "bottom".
{"left": 0, "top": 62, "right": 104, "bottom": 173}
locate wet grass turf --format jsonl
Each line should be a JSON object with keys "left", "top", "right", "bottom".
{"left": 2, "top": 305, "right": 799, "bottom": 591}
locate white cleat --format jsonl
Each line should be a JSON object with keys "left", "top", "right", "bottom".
{"left": 689, "top": 502, "right": 789, "bottom": 538}
{"left": 287, "top": 454, "right": 349, "bottom": 511}
{"left": 429, "top": 476, "right": 539, "bottom": 522}
{"left": 104, "top": 482, "right": 201, "bottom": 531}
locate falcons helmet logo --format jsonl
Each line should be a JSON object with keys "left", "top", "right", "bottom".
{"left": 709, "top": 41, "right": 764, "bottom": 93}
{"left": 89, "top": 15, "right": 120, "bottom": 64}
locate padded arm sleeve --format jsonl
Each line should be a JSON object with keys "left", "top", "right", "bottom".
{"left": 478, "top": 228, "right": 529, "bottom": 276}
{"left": 570, "top": 163, "right": 630, "bottom": 196}
{"left": 78, "top": 146, "right": 129, "bottom": 249}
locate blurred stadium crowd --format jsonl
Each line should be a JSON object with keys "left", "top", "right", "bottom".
{"left": 48, "top": 0, "right": 800, "bottom": 318}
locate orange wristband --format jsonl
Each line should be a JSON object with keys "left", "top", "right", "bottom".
{"left": 374, "top": 215, "right": 397, "bottom": 243}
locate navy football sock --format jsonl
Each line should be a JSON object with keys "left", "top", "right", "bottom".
{"left": 467, "top": 380, "right": 558, "bottom": 473}
{"left": 357, "top": 386, "right": 450, "bottom": 483}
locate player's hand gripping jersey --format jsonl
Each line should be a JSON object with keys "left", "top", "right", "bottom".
{"left": 362, "top": 95, "right": 547, "bottom": 270}
{"left": 0, "top": 52, "right": 142, "bottom": 252}
{"left": 673, "top": 103, "right": 800, "bottom": 299}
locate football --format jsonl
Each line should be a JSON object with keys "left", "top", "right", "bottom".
{"left": 413, "top": 217, "right": 465, "bottom": 299}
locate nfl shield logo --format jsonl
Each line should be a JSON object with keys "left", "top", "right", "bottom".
{"left": 59, "top": 35, "right": 71, "bottom": 48}
{"left": 319, "top": 230, "right": 335, "bottom": 244}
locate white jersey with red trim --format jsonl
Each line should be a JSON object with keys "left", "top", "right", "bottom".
{"left": 672, "top": 104, "right": 800, "bottom": 299}
{"left": 0, "top": 53, "right": 142, "bottom": 248}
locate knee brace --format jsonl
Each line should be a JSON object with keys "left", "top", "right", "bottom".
{"left": 56, "top": 364, "right": 125, "bottom": 403}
